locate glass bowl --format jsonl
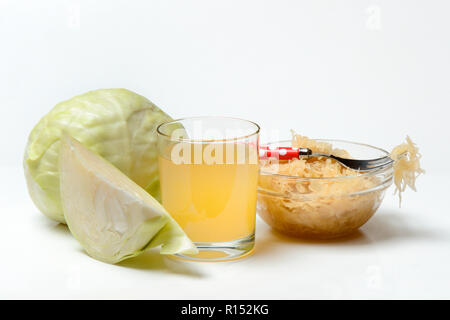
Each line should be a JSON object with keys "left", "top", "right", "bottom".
{"left": 257, "top": 139, "right": 394, "bottom": 239}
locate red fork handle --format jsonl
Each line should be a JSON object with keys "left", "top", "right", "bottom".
{"left": 259, "top": 146, "right": 312, "bottom": 160}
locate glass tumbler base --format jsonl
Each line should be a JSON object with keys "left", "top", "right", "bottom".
{"left": 172, "top": 234, "right": 255, "bottom": 262}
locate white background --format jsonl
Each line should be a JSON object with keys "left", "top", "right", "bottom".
{"left": 1, "top": 0, "right": 449, "bottom": 299}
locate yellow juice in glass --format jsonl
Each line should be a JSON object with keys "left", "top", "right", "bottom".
{"left": 158, "top": 143, "right": 258, "bottom": 243}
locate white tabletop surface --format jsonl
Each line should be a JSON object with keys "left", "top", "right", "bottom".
{"left": 1, "top": 1, "right": 449, "bottom": 300}
{"left": 1, "top": 165, "right": 448, "bottom": 300}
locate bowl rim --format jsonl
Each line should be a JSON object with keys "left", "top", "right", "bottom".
{"left": 259, "top": 139, "right": 393, "bottom": 180}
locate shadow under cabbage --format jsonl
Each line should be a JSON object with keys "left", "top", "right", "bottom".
{"left": 118, "top": 250, "right": 205, "bottom": 278}
{"left": 36, "top": 215, "right": 204, "bottom": 277}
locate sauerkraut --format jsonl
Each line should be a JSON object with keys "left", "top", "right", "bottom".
{"left": 391, "top": 136, "right": 425, "bottom": 205}
{"left": 257, "top": 133, "right": 423, "bottom": 239}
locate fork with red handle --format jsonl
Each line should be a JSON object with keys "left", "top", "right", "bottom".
{"left": 258, "top": 146, "right": 394, "bottom": 171}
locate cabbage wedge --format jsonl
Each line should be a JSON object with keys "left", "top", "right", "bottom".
{"left": 59, "top": 134, "right": 197, "bottom": 264}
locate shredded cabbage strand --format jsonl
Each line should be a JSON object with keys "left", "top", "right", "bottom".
{"left": 391, "top": 136, "right": 425, "bottom": 206}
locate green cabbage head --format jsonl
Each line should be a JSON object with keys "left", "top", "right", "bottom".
{"left": 24, "top": 88, "right": 172, "bottom": 223}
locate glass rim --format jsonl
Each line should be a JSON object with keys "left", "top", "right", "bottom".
{"left": 259, "top": 139, "right": 393, "bottom": 180}
{"left": 156, "top": 116, "right": 261, "bottom": 143}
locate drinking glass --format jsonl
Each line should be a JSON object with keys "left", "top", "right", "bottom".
{"left": 157, "top": 116, "right": 260, "bottom": 261}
